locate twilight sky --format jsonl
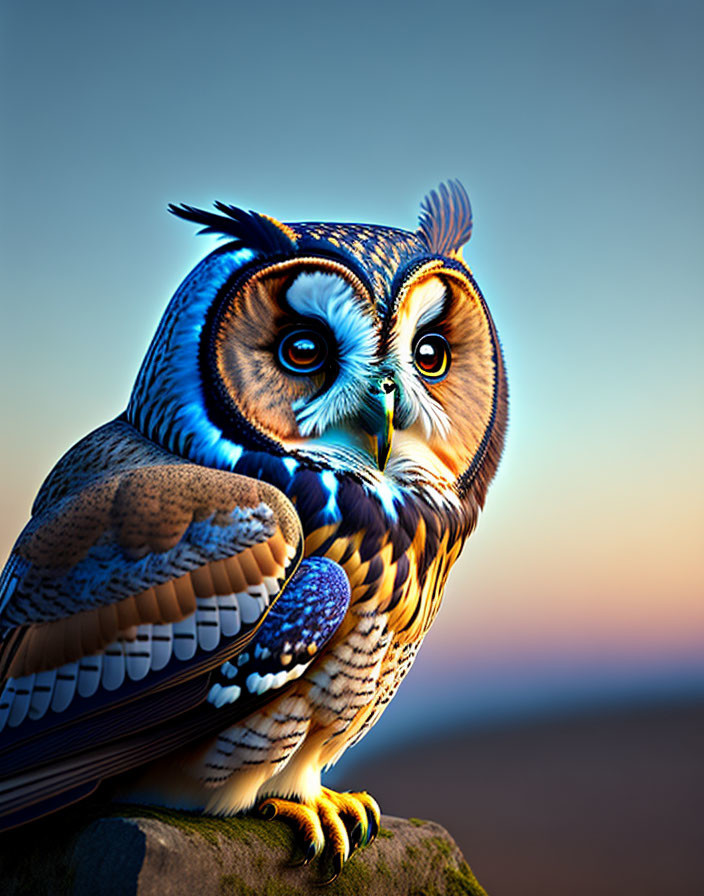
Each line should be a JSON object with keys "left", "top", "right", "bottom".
{"left": 1, "top": 0, "right": 702, "bottom": 733}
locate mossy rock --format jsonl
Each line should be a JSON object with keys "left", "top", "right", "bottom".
{"left": 0, "top": 806, "right": 487, "bottom": 896}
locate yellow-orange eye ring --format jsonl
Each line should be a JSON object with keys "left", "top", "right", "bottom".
{"left": 277, "top": 328, "right": 329, "bottom": 375}
{"left": 413, "top": 333, "right": 451, "bottom": 381}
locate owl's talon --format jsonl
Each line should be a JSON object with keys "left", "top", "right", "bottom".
{"left": 367, "top": 810, "right": 379, "bottom": 844}
{"left": 256, "top": 798, "right": 325, "bottom": 859}
{"left": 319, "top": 853, "right": 344, "bottom": 886}
{"left": 255, "top": 788, "right": 380, "bottom": 879}
{"left": 350, "top": 820, "right": 363, "bottom": 851}
{"left": 290, "top": 841, "right": 317, "bottom": 867}
{"left": 259, "top": 800, "right": 277, "bottom": 820}
{"left": 337, "top": 789, "right": 379, "bottom": 845}
{"left": 321, "top": 786, "right": 370, "bottom": 852}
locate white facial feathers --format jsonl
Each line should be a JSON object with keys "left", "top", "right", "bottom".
{"left": 285, "top": 271, "right": 452, "bottom": 444}
{"left": 392, "top": 276, "right": 452, "bottom": 438}
{"left": 287, "top": 272, "right": 376, "bottom": 436}
{"left": 408, "top": 276, "right": 448, "bottom": 332}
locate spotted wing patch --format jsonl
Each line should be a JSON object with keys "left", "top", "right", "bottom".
{"left": 206, "top": 556, "right": 350, "bottom": 708}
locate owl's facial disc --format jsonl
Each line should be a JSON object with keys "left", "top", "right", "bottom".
{"left": 208, "top": 255, "right": 498, "bottom": 499}
{"left": 209, "top": 257, "right": 377, "bottom": 449}
{"left": 379, "top": 266, "right": 500, "bottom": 492}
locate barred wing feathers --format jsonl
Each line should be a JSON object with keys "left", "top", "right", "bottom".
{"left": 0, "top": 420, "right": 304, "bottom": 828}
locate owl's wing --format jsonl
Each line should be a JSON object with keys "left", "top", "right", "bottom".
{"left": 0, "top": 560, "right": 350, "bottom": 833}
{"left": 0, "top": 462, "right": 302, "bottom": 695}
{"left": 0, "top": 420, "right": 342, "bottom": 828}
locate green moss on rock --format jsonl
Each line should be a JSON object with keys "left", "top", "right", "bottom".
{"left": 219, "top": 874, "right": 307, "bottom": 896}
{"left": 113, "top": 803, "right": 224, "bottom": 846}
{"left": 111, "top": 803, "right": 296, "bottom": 854}
{"left": 427, "top": 834, "right": 455, "bottom": 860}
{"left": 219, "top": 875, "right": 256, "bottom": 896}
{"left": 444, "top": 860, "right": 489, "bottom": 896}
{"left": 373, "top": 854, "right": 394, "bottom": 881}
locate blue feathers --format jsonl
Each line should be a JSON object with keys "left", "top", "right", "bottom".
{"left": 255, "top": 556, "right": 350, "bottom": 660}
{"left": 207, "top": 557, "right": 349, "bottom": 705}
{"left": 287, "top": 272, "right": 377, "bottom": 437}
{"left": 319, "top": 471, "right": 339, "bottom": 519}
{"left": 127, "top": 248, "right": 253, "bottom": 470}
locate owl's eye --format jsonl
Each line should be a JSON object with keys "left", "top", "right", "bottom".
{"left": 413, "top": 333, "right": 451, "bottom": 381}
{"left": 277, "top": 329, "right": 329, "bottom": 375}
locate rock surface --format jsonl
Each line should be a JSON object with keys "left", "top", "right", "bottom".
{"left": 0, "top": 805, "right": 487, "bottom": 895}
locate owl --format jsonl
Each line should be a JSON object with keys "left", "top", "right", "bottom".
{"left": 0, "top": 181, "right": 507, "bottom": 878}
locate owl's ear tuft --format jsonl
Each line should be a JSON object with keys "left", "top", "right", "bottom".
{"left": 168, "top": 201, "right": 298, "bottom": 256}
{"left": 417, "top": 180, "right": 473, "bottom": 256}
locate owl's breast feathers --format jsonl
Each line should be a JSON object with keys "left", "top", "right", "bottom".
{"left": 295, "top": 465, "right": 471, "bottom": 757}
{"left": 295, "top": 491, "right": 466, "bottom": 762}
{"left": 294, "top": 471, "right": 469, "bottom": 644}
{"left": 223, "top": 425, "right": 474, "bottom": 661}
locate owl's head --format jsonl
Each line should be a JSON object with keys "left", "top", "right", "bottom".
{"left": 127, "top": 182, "right": 507, "bottom": 518}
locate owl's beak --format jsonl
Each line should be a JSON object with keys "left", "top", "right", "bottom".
{"left": 361, "top": 378, "right": 395, "bottom": 472}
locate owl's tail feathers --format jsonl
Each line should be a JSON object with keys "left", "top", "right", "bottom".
{"left": 0, "top": 775, "right": 99, "bottom": 831}
{"left": 0, "top": 672, "right": 274, "bottom": 832}
{"left": 0, "top": 673, "right": 201, "bottom": 831}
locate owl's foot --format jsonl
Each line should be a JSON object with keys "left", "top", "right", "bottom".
{"left": 258, "top": 787, "right": 380, "bottom": 882}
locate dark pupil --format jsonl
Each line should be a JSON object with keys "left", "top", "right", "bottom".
{"left": 417, "top": 339, "right": 441, "bottom": 371}
{"left": 288, "top": 337, "right": 318, "bottom": 366}
{"left": 278, "top": 328, "right": 328, "bottom": 375}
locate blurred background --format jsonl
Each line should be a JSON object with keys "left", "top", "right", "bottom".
{"left": 1, "top": 1, "right": 702, "bottom": 892}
